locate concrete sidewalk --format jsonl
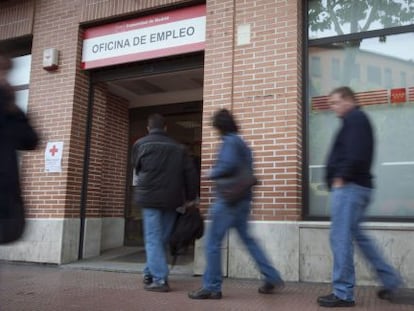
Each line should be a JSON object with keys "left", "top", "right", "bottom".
{"left": 0, "top": 263, "right": 413, "bottom": 311}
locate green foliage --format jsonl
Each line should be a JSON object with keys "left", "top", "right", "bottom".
{"left": 309, "top": 0, "right": 414, "bottom": 35}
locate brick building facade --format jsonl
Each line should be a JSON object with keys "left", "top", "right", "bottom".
{"left": 1, "top": 0, "right": 413, "bottom": 287}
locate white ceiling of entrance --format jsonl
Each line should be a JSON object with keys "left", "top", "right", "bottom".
{"left": 107, "top": 68, "right": 203, "bottom": 108}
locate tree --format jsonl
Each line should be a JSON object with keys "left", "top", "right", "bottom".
{"left": 309, "top": 0, "right": 414, "bottom": 37}
{"left": 308, "top": 0, "right": 414, "bottom": 86}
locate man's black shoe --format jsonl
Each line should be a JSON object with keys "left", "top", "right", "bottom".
{"left": 144, "top": 282, "right": 170, "bottom": 292}
{"left": 143, "top": 274, "right": 153, "bottom": 285}
{"left": 377, "top": 289, "right": 395, "bottom": 301}
{"left": 188, "top": 288, "right": 222, "bottom": 299}
{"left": 258, "top": 280, "right": 285, "bottom": 294}
{"left": 317, "top": 293, "right": 355, "bottom": 308}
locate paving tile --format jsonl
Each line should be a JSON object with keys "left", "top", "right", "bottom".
{"left": 0, "top": 263, "right": 413, "bottom": 311}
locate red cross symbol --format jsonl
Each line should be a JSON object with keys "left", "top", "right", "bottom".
{"left": 49, "top": 145, "right": 59, "bottom": 156}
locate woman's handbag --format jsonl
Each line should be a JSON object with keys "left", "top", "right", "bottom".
{"left": 215, "top": 137, "right": 259, "bottom": 205}
{"left": 216, "top": 166, "right": 258, "bottom": 205}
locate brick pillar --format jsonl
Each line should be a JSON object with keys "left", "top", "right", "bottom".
{"left": 195, "top": 0, "right": 303, "bottom": 280}
{"left": 82, "top": 84, "right": 129, "bottom": 258}
{"left": 201, "top": 0, "right": 303, "bottom": 220}
{"left": 200, "top": 0, "right": 236, "bottom": 211}
{"left": 232, "top": 0, "right": 303, "bottom": 221}
{"left": 0, "top": 0, "right": 90, "bottom": 264}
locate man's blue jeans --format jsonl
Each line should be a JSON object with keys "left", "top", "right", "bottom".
{"left": 203, "top": 198, "right": 282, "bottom": 292}
{"left": 330, "top": 183, "right": 402, "bottom": 301}
{"left": 142, "top": 208, "right": 177, "bottom": 284}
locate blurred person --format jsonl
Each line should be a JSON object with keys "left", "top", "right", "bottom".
{"left": 317, "top": 87, "right": 403, "bottom": 308}
{"left": 188, "top": 108, "right": 284, "bottom": 300}
{"left": 131, "top": 113, "right": 198, "bottom": 292}
{"left": 0, "top": 52, "right": 38, "bottom": 244}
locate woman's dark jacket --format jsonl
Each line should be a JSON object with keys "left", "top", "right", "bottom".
{"left": 132, "top": 129, "right": 198, "bottom": 210}
{"left": 0, "top": 85, "right": 38, "bottom": 242}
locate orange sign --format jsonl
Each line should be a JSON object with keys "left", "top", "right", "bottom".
{"left": 390, "top": 88, "right": 406, "bottom": 104}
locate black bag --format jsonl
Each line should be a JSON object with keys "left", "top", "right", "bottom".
{"left": 169, "top": 201, "right": 204, "bottom": 267}
{"left": 216, "top": 166, "right": 258, "bottom": 205}
{"left": 0, "top": 193, "right": 25, "bottom": 244}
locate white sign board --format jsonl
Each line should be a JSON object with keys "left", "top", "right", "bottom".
{"left": 45, "top": 142, "right": 63, "bottom": 173}
{"left": 81, "top": 5, "right": 206, "bottom": 69}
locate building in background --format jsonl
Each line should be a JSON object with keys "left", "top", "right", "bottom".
{"left": 0, "top": 0, "right": 413, "bottom": 287}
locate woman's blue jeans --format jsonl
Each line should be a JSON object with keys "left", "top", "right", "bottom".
{"left": 330, "top": 183, "right": 402, "bottom": 301}
{"left": 203, "top": 198, "right": 282, "bottom": 292}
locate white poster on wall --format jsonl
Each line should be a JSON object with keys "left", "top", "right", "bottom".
{"left": 132, "top": 170, "right": 138, "bottom": 186}
{"left": 45, "top": 142, "right": 63, "bottom": 173}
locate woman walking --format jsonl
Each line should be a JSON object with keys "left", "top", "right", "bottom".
{"left": 188, "top": 109, "right": 284, "bottom": 299}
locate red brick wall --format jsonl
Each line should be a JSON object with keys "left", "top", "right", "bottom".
{"left": 85, "top": 84, "right": 107, "bottom": 217}
{"left": 84, "top": 84, "right": 129, "bottom": 218}
{"left": 101, "top": 92, "right": 129, "bottom": 217}
{"left": 16, "top": 0, "right": 139, "bottom": 220}
{"left": 200, "top": 0, "right": 235, "bottom": 212}
{"left": 15, "top": 0, "right": 303, "bottom": 222}
{"left": 80, "top": 0, "right": 199, "bottom": 23}
{"left": 23, "top": 0, "right": 89, "bottom": 219}
{"left": 66, "top": 27, "right": 90, "bottom": 218}
{"left": 0, "top": 0, "right": 34, "bottom": 41}
{"left": 201, "top": 0, "right": 303, "bottom": 220}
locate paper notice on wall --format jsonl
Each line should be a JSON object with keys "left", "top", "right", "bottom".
{"left": 132, "top": 170, "right": 138, "bottom": 186}
{"left": 45, "top": 142, "right": 63, "bottom": 173}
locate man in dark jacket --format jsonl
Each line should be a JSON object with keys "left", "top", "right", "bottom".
{"left": 0, "top": 52, "right": 38, "bottom": 244}
{"left": 132, "top": 113, "right": 198, "bottom": 292}
{"left": 317, "top": 87, "right": 402, "bottom": 308}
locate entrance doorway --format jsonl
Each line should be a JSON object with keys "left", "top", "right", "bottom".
{"left": 88, "top": 54, "right": 204, "bottom": 251}
{"left": 126, "top": 103, "right": 202, "bottom": 246}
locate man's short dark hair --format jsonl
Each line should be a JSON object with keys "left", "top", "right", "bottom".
{"left": 212, "top": 109, "right": 239, "bottom": 135}
{"left": 148, "top": 113, "right": 166, "bottom": 130}
{"left": 330, "top": 86, "right": 357, "bottom": 102}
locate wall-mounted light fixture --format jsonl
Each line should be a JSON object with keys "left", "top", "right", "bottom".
{"left": 42, "top": 48, "right": 59, "bottom": 71}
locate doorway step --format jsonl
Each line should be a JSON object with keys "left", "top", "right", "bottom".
{"left": 62, "top": 246, "right": 194, "bottom": 275}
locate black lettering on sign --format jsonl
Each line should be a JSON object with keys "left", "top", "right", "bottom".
{"left": 149, "top": 26, "right": 196, "bottom": 43}
{"left": 91, "top": 38, "right": 131, "bottom": 53}
{"left": 133, "top": 35, "right": 147, "bottom": 45}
